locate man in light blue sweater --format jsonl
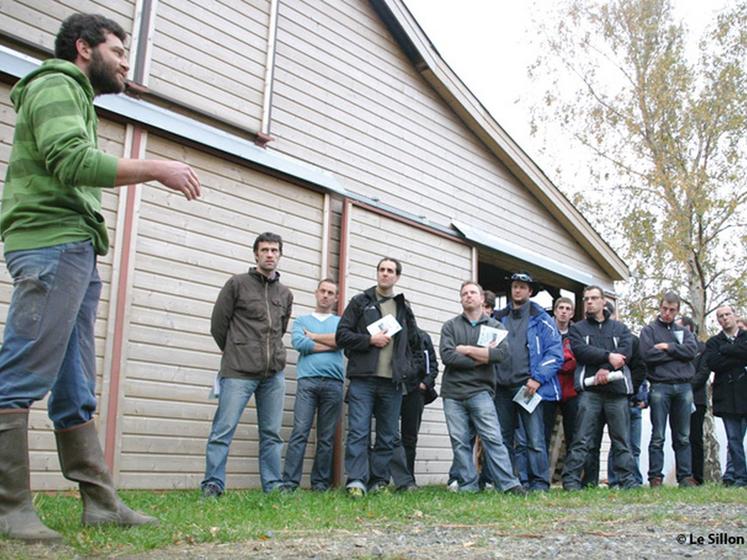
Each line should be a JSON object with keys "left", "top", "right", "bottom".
{"left": 282, "top": 279, "right": 344, "bottom": 491}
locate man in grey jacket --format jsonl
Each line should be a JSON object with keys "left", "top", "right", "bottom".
{"left": 640, "top": 292, "right": 698, "bottom": 487}
{"left": 201, "top": 232, "right": 293, "bottom": 497}
{"left": 440, "top": 281, "right": 524, "bottom": 494}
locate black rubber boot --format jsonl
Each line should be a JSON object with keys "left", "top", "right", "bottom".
{"left": 0, "top": 409, "right": 63, "bottom": 543}
{"left": 55, "top": 420, "right": 158, "bottom": 527}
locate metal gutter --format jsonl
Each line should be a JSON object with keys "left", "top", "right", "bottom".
{"left": 0, "top": 45, "right": 346, "bottom": 198}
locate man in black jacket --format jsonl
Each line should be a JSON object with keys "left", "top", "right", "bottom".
{"left": 678, "top": 316, "right": 710, "bottom": 485}
{"left": 640, "top": 292, "right": 699, "bottom": 487}
{"left": 562, "top": 285, "right": 639, "bottom": 490}
{"left": 336, "top": 257, "right": 420, "bottom": 497}
{"left": 705, "top": 305, "right": 747, "bottom": 487}
{"left": 390, "top": 328, "right": 439, "bottom": 491}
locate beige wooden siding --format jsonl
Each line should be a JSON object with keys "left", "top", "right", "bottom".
{"left": 0, "top": 82, "right": 124, "bottom": 489}
{"left": 147, "top": 0, "right": 268, "bottom": 132}
{"left": 116, "top": 134, "right": 325, "bottom": 489}
{"left": 0, "top": 0, "right": 135, "bottom": 52}
{"left": 345, "top": 205, "right": 472, "bottom": 483}
{"left": 271, "top": 0, "right": 600, "bottom": 281}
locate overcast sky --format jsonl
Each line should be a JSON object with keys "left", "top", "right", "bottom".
{"left": 402, "top": 0, "right": 733, "bottom": 186}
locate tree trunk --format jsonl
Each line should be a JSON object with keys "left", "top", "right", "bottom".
{"left": 703, "top": 382, "right": 722, "bottom": 482}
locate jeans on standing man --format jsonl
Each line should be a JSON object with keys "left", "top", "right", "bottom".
{"left": 444, "top": 392, "right": 519, "bottom": 491}
{"left": 203, "top": 375, "right": 286, "bottom": 493}
{"left": 283, "top": 377, "right": 343, "bottom": 490}
{"left": 647, "top": 383, "right": 694, "bottom": 483}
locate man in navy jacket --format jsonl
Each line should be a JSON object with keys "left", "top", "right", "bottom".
{"left": 562, "top": 285, "right": 640, "bottom": 490}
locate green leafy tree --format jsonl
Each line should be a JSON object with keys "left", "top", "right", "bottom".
{"left": 530, "top": 0, "right": 747, "bottom": 334}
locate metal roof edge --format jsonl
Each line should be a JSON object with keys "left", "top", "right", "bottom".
{"left": 452, "top": 220, "right": 595, "bottom": 286}
{"left": 0, "top": 45, "right": 346, "bottom": 198}
{"left": 372, "top": 0, "right": 628, "bottom": 282}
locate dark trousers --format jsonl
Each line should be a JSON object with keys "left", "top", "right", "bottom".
{"left": 563, "top": 391, "right": 638, "bottom": 489}
{"left": 391, "top": 388, "right": 425, "bottom": 488}
{"left": 690, "top": 404, "right": 706, "bottom": 484}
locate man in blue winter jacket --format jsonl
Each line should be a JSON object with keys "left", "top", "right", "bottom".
{"left": 562, "top": 285, "right": 640, "bottom": 490}
{"left": 492, "top": 272, "right": 563, "bottom": 491}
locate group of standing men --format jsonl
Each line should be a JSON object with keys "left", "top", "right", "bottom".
{"left": 1, "top": 10, "right": 746, "bottom": 547}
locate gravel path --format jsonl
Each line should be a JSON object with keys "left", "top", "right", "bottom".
{"left": 3, "top": 502, "right": 746, "bottom": 559}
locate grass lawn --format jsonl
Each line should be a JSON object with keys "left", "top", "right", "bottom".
{"left": 1, "top": 484, "right": 745, "bottom": 558}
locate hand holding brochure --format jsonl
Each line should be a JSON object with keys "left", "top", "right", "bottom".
{"left": 513, "top": 385, "right": 542, "bottom": 413}
{"left": 583, "top": 370, "right": 625, "bottom": 387}
{"left": 366, "top": 314, "right": 402, "bottom": 336}
{"left": 477, "top": 325, "right": 508, "bottom": 347}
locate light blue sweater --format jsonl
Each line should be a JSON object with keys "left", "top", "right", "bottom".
{"left": 291, "top": 314, "right": 344, "bottom": 381}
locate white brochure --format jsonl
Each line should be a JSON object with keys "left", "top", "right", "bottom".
{"left": 366, "top": 314, "right": 402, "bottom": 336}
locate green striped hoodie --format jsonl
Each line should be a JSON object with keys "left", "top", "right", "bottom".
{"left": 1, "top": 59, "right": 118, "bottom": 256}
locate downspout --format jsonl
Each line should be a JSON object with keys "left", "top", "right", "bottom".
{"left": 258, "top": 0, "right": 280, "bottom": 146}
{"left": 332, "top": 199, "right": 352, "bottom": 487}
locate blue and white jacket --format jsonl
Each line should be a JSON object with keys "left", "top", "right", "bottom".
{"left": 494, "top": 301, "right": 563, "bottom": 401}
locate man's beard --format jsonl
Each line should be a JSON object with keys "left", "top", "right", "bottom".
{"left": 89, "top": 49, "right": 124, "bottom": 95}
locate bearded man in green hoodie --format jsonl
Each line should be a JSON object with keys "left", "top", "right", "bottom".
{"left": 0, "top": 14, "right": 200, "bottom": 543}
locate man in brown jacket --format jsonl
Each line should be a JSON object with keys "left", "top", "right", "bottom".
{"left": 201, "top": 232, "right": 293, "bottom": 497}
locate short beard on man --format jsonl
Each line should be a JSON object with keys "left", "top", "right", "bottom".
{"left": 88, "top": 49, "right": 124, "bottom": 95}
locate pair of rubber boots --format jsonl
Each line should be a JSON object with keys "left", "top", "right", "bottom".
{"left": 0, "top": 409, "right": 157, "bottom": 544}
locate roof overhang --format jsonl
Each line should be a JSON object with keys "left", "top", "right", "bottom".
{"left": 452, "top": 220, "right": 594, "bottom": 286}
{"left": 370, "top": 0, "right": 629, "bottom": 282}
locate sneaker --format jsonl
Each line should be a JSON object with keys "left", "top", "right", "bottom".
{"left": 347, "top": 486, "right": 365, "bottom": 499}
{"left": 649, "top": 477, "right": 663, "bottom": 488}
{"left": 505, "top": 484, "right": 527, "bottom": 496}
{"left": 447, "top": 479, "right": 459, "bottom": 492}
{"left": 396, "top": 483, "right": 419, "bottom": 493}
{"left": 679, "top": 477, "right": 698, "bottom": 488}
{"left": 368, "top": 481, "right": 391, "bottom": 494}
{"left": 201, "top": 482, "right": 223, "bottom": 499}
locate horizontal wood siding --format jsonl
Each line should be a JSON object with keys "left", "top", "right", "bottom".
{"left": 0, "top": 82, "right": 124, "bottom": 489}
{"left": 272, "top": 0, "right": 600, "bottom": 280}
{"left": 117, "top": 134, "right": 325, "bottom": 489}
{"left": 0, "top": 0, "right": 135, "bottom": 52}
{"left": 147, "top": 0, "right": 268, "bottom": 132}
{"left": 346, "top": 206, "right": 472, "bottom": 483}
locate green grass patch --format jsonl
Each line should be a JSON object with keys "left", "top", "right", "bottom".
{"left": 0, "top": 484, "right": 744, "bottom": 557}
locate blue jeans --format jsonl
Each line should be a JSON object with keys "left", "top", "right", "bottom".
{"left": 493, "top": 385, "right": 550, "bottom": 490}
{"left": 202, "top": 374, "right": 285, "bottom": 492}
{"left": 563, "top": 391, "right": 638, "bottom": 489}
{"left": 514, "top": 401, "right": 557, "bottom": 485}
{"left": 721, "top": 414, "right": 747, "bottom": 487}
{"left": 648, "top": 383, "right": 693, "bottom": 482}
{"left": 608, "top": 404, "right": 643, "bottom": 486}
{"left": 0, "top": 240, "right": 100, "bottom": 428}
{"left": 282, "top": 376, "right": 343, "bottom": 490}
{"left": 345, "top": 377, "right": 402, "bottom": 490}
{"left": 443, "top": 391, "right": 520, "bottom": 492}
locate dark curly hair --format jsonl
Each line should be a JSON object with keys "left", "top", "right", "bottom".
{"left": 55, "top": 13, "right": 126, "bottom": 62}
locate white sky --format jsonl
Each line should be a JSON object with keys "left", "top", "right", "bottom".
{"left": 402, "top": 0, "right": 733, "bottom": 187}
